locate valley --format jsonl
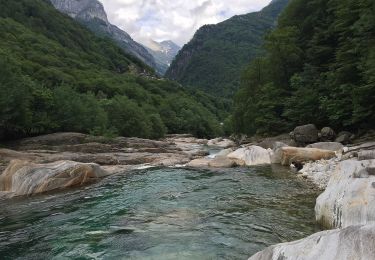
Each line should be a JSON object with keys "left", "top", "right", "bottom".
{"left": 0, "top": 0, "right": 374, "bottom": 259}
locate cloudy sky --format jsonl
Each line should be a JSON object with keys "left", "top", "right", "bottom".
{"left": 99, "top": 0, "right": 272, "bottom": 47}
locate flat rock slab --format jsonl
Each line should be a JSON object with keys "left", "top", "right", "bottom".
{"left": 249, "top": 224, "right": 375, "bottom": 260}
{"left": 306, "top": 142, "right": 344, "bottom": 152}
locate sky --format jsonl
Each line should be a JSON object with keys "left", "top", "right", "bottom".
{"left": 99, "top": 0, "right": 272, "bottom": 47}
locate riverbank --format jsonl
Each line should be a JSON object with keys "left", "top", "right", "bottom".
{"left": 1, "top": 129, "right": 375, "bottom": 259}
{"left": 248, "top": 141, "right": 375, "bottom": 259}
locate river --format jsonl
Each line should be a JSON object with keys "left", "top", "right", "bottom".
{"left": 0, "top": 166, "right": 319, "bottom": 259}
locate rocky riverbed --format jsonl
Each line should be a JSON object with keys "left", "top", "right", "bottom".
{"left": 247, "top": 126, "right": 375, "bottom": 260}
{"left": 0, "top": 133, "right": 237, "bottom": 197}
{"left": 1, "top": 126, "right": 375, "bottom": 259}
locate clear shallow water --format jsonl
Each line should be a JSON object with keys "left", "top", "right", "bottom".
{"left": 0, "top": 166, "right": 319, "bottom": 259}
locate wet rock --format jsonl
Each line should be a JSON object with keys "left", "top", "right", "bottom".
{"left": 320, "top": 127, "right": 336, "bottom": 142}
{"left": 306, "top": 142, "right": 344, "bottom": 152}
{"left": 279, "top": 147, "right": 336, "bottom": 166}
{"left": 315, "top": 159, "right": 375, "bottom": 229}
{"left": 227, "top": 146, "right": 272, "bottom": 166}
{"left": 292, "top": 124, "right": 319, "bottom": 144}
{"left": 249, "top": 224, "right": 375, "bottom": 260}
{"left": 335, "top": 131, "right": 353, "bottom": 145}
{"left": 0, "top": 160, "right": 110, "bottom": 196}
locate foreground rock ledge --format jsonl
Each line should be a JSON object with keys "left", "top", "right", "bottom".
{"left": 249, "top": 224, "right": 375, "bottom": 260}
{"left": 0, "top": 160, "right": 110, "bottom": 196}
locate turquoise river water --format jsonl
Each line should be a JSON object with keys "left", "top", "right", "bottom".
{"left": 0, "top": 166, "right": 319, "bottom": 259}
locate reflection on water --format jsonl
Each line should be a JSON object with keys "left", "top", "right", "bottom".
{"left": 0, "top": 166, "right": 319, "bottom": 259}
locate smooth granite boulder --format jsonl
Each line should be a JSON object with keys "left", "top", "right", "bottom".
{"left": 227, "top": 146, "right": 272, "bottom": 166}
{"left": 0, "top": 160, "right": 110, "bottom": 196}
{"left": 249, "top": 224, "right": 375, "bottom": 260}
{"left": 315, "top": 159, "right": 375, "bottom": 229}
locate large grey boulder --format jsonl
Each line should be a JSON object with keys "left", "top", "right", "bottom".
{"left": 320, "top": 127, "right": 336, "bottom": 142}
{"left": 315, "top": 159, "right": 375, "bottom": 229}
{"left": 292, "top": 124, "right": 319, "bottom": 144}
{"left": 227, "top": 146, "right": 272, "bottom": 166}
{"left": 306, "top": 142, "right": 344, "bottom": 152}
{"left": 0, "top": 160, "right": 110, "bottom": 196}
{"left": 249, "top": 224, "right": 375, "bottom": 260}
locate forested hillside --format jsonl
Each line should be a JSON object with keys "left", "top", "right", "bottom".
{"left": 233, "top": 0, "right": 375, "bottom": 136}
{"left": 0, "top": 0, "right": 225, "bottom": 140}
{"left": 166, "top": 0, "right": 289, "bottom": 98}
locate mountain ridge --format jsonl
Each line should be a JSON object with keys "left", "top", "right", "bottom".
{"left": 49, "top": 0, "right": 157, "bottom": 70}
{"left": 145, "top": 40, "right": 181, "bottom": 74}
{"left": 166, "top": 0, "right": 289, "bottom": 97}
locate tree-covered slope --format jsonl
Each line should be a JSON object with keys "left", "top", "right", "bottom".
{"left": 0, "top": 0, "right": 225, "bottom": 140}
{"left": 233, "top": 0, "right": 375, "bottom": 136}
{"left": 165, "top": 0, "right": 289, "bottom": 98}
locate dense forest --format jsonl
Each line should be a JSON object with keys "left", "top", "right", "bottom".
{"left": 233, "top": 0, "right": 375, "bottom": 136}
{"left": 166, "top": 0, "right": 289, "bottom": 98}
{"left": 0, "top": 0, "right": 228, "bottom": 140}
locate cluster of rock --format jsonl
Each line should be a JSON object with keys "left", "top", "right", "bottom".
{"left": 290, "top": 124, "right": 354, "bottom": 146}
{"left": 248, "top": 130, "right": 375, "bottom": 259}
{"left": 0, "top": 133, "right": 222, "bottom": 197}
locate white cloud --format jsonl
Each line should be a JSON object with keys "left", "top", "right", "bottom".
{"left": 99, "top": 0, "right": 272, "bottom": 46}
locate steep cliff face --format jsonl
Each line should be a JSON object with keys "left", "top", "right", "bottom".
{"left": 49, "top": 0, "right": 156, "bottom": 70}
{"left": 145, "top": 40, "right": 181, "bottom": 75}
{"left": 165, "top": 0, "right": 289, "bottom": 97}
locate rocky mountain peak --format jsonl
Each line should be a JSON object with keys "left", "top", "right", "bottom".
{"left": 49, "top": 0, "right": 108, "bottom": 23}
{"left": 49, "top": 0, "right": 157, "bottom": 71}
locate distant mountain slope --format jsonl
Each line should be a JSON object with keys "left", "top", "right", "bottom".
{"left": 165, "top": 0, "right": 289, "bottom": 97}
{"left": 145, "top": 40, "right": 181, "bottom": 75}
{"left": 50, "top": 0, "right": 157, "bottom": 70}
{"left": 0, "top": 0, "right": 225, "bottom": 139}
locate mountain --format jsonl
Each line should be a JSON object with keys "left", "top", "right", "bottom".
{"left": 145, "top": 40, "right": 181, "bottom": 75}
{"left": 0, "top": 0, "right": 225, "bottom": 140}
{"left": 165, "top": 0, "right": 289, "bottom": 97}
{"left": 49, "top": 0, "right": 157, "bottom": 70}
